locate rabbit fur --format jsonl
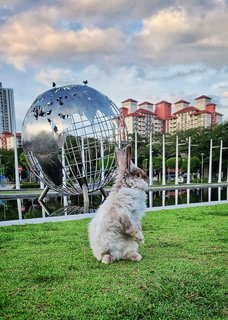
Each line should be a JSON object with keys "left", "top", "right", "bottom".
{"left": 88, "top": 145, "right": 149, "bottom": 264}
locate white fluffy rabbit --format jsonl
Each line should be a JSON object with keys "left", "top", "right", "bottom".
{"left": 88, "top": 145, "right": 149, "bottom": 264}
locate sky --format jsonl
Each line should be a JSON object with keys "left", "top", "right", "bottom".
{"left": 0, "top": 0, "right": 228, "bottom": 131}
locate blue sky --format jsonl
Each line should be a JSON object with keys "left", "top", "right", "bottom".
{"left": 1, "top": 0, "right": 228, "bottom": 130}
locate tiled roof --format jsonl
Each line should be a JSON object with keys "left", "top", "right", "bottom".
{"left": 195, "top": 95, "right": 211, "bottom": 100}
{"left": 173, "top": 106, "right": 199, "bottom": 115}
{"left": 174, "top": 99, "right": 190, "bottom": 104}
{"left": 194, "top": 110, "right": 212, "bottom": 115}
{"left": 138, "top": 101, "right": 153, "bottom": 106}
{"left": 155, "top": 100, "right": 171, "bottom": 105}
{"left": 121, "top": 98, "right": 138, "bottom": 103}
{"left": 126, "top": 108, "right": 156, "bottom": 117}
{"left": 167, "top": 115, "right": 177, "bottom": 120}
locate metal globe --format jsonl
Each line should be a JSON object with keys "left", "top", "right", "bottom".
{"left": 22, "top": 84, "right": 126, "bottom": 195}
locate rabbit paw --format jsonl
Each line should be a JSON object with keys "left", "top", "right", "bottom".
{"left": 101, "top": 254, "right": 115, "bottom": 264}
{"left": 134, "top": 231, "right": 144, "bottom": 244}
{"left": 123, "top": 251, "right": 142, "bottom": 261}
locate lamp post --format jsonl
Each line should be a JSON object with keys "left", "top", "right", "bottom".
{"left": 149, "top": 131, "right": 153, "bottom": 208}
{"left": 208, "top": 139, "right": 221, "bottom": 201}
{"left": 208, "top": 139, "right": 213, "bottom": 184}
{"left": 218, "top": 139, "right": 228, "bottom": 183}
{"left": 187, "top": 137, "right": 191, "bottom": 184}
{"left": 175, "top": 136, "right": 179, "bottom": 185}
{"left": 149, "top": 131, "right": 153, "bottom": 187}
{"left": 218, "top": 140, "right": 223, "bottom": 183}
{"left": 186, "top": 137, "right": 198, "bottom": 185}
{"left": 175, "top": 136, "right": 186, "bottom": 185}
{"left": 134, "top": 130, "right": 138, "bottom": 167}
{"left": 162, "top": 134, "right": 166, "bottom": 186}
{"left": 201, "top": 153, "right": 204, "bottom": 183}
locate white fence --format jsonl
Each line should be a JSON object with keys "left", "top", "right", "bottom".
{"left": 0, "top": 182, "right": 228, "bottom": 226}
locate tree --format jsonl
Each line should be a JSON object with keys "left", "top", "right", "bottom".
{"left": 191, "top": 156, "right": 200, "bottom": 173}
{"left": 0, "top": 149, "right": 14, "bottom": 180}
{"left": 166, "top": 157, "right": 182, "bottom": 169}
{"left": 153, "top": 156, "right": 162, "bottom": 172}
{"left": 19, "top": 151, "right": 28, "bottom": 169}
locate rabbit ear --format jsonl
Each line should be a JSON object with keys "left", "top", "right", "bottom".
{"left": 115, "top": 144, "right": 132, "bottom": 170}
{"left": 126, "top": 145, "right": 132, "bottom": 171}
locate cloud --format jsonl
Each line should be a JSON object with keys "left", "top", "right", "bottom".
{"left": 1, "top": 0, "right": 228, "bottom": 125}
{"left": 134, "top": 5, "right": 228, "bottom": 67}
{"left": 222, "top": 91, "right": 228, "bottom": 97}
{"left": 0, "top": 5, "right": 125, "bottom": 70}
{"left": 54, "top": 0, "right": 170, "bottom": 27}
{"left": 36, "top": 68, "right": 77, "bottom": 86}
{"left": 1, "top": 1, "right": 228, "bottom": 71}
{"left": 135, "top": 7, "right": 193, "bottom": 51}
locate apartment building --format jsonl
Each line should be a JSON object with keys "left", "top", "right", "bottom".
{"left": 0, "top": 131, "right": 22, "bottom": 150}
{"left": 119, "top": 99, "right": 163, "bottom": 137}
{"left": 0, "top": 82, "right": 16, "bottom": 134}
{"left": 166, "top": 96, "right": 223, "bottom": 134}
{"left": 120, "top": 95, "right": 223, "bottom": 136}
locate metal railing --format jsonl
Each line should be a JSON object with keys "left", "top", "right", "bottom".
{"left": 0, "top": 182, "right": 228, "bottom": 226}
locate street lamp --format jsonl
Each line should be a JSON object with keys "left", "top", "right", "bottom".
{"left": 162, "top": 134, "right": 166, "bottom": 185}
{"left": 201, "top": 153, "right": 204, "bottom": 183}
{"left": 186, "top": 137, "right": 198, "bottom": 184}
{"left": 175, "top": 136, "right": 186, "bottom": 185}
{"left": 135, "top": 130, "right": 138, "bottom": 167}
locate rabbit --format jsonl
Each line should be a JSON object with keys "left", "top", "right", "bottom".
{"left": 88, "top": 145, "right": 149, "bottom": 264}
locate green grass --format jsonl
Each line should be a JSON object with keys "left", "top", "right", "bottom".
{"left": 0, "top": 204, "right": 227, "bottom": 320}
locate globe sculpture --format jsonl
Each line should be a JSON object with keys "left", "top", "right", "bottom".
{"left": 22, "top": 84, "right": 126, "bottom": 201}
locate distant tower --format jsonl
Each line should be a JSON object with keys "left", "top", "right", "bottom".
{"left": 0, "top": 82, "right": 16, "bottom": 134}
{"left": 120, "top": 98, "right": 138, "bottom": 114}
{"left": 154, "top": 100, "right": 172, "bottom": 120}
{"left": 174, "top": 100, "right": 190, "bottom": 112}
{"left": 195, "top": 95, "right": 211, "bottom": 110}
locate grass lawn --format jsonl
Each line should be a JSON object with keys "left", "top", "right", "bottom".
{"left": 0, "top": 204, "right": 227, "bottom": 320}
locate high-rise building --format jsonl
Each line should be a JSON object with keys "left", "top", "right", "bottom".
{"left": 0, "top": 82, "right": 16, "bottom": 134}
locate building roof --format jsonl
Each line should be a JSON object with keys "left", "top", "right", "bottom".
{"left": 138, "top": 101, "right": 153, "bottom": 106}
{"left": 174, "top": 99, "right": 190, "bottom": 104}
{"left": 1, "top": 131, "right": 21, "bottom": 137}
{"left": 126, "top": 108, "right": 156, "bottom": 118}
{"left": 121, "top": 98, "right": 138, "bottom": 103}
{"left": 155, "top": 100, "right": 171, "bottom": 105}
{"left": 196, "top": 110, "right": 223, "bottom": 116}
{"left": 173, "top": 106, "right": 199, "bottom": 115}
{"left": 194, "top": 110, "right": 212, "bottom": 115}
{"left": 206, "top": 103, "right": 216, "bottom": 106}
{"left": 167, "top": 115, "right": 177, "bottom": 120}
{"left": 195, "top": 95, "right": 211, "bottom": 100}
